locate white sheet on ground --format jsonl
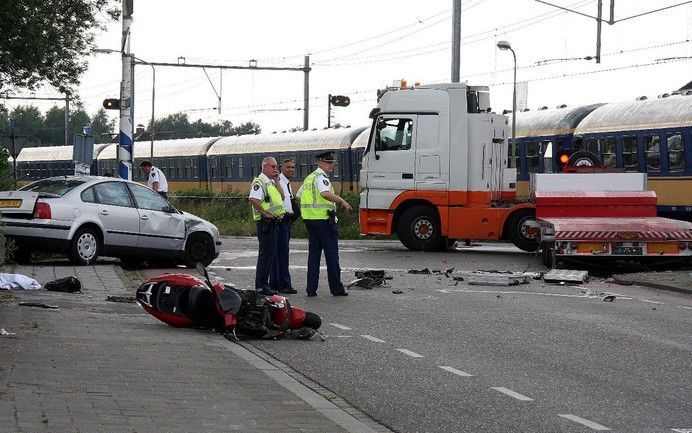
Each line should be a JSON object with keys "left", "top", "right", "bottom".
{"left": 0, "top": 273, "right": 42, "bottom": 290}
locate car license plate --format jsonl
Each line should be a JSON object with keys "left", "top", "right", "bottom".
{"left": 0, "top": 199, "right": 22, "bottom": 208}
{"left": 612, "top": 245, "right": 643, "bottom": 255}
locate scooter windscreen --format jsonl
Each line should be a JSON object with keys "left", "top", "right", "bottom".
{"left": 217, "top": 289, "right": 242, "bottom": 315}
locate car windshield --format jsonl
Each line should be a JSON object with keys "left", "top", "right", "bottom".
{"left": 20, "top": 179, "right": 86, "bottom": 197}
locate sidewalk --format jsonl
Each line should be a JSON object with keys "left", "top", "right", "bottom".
{"left": 0, "top": 262, "right": 387, "bottom": 433}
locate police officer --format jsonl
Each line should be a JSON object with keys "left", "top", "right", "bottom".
{"left": 270, "top": 158, "right": 297, "bottom": 294}
{"left": 139, "top": 160, "right": 169, "bottom": 199}
{"left": 299, "top": 151, "right": 352, "bottom": 297}
{"left": 249, "top": 157, "right": 285, "bottom": 296}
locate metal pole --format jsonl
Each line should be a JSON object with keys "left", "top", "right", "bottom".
{"left": 150, "top": 64, "right": 155, "bottom": 164}
{"left": 510, "top": 48, "right": 517, "bottom": 167}
{"left": 596, "top": 0, "right": 603, "bottom": 63}
{"left": 118, "top": 3, "right": 133, "bottom": 180}
{"left": 327, "top": 94, "right": 331, "bottom": 128}
{"left": 64, "top": 97, "right": 70, "bottom": 146}
{"left": 451, "top": 0, "right": 461, "bottom": 82}
{"left": 303, "top": 55, "right": 310, "bottom": 131}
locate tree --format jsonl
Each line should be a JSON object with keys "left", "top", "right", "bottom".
{"left": 232, "top": 121, "right": 261, "bottom": 136}
{"left": 8, "top": 106, "right": 43, "bottom": 147}
{"left": 0, "top": 0, "right": 118, "bottom": 95}
{"left": 91, "top": 109, "right": 115, "bottom": 144}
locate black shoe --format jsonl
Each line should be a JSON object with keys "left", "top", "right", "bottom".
{"left": 306, "top": 292, "right": 317, "bottom": 297}
{"left": 257, "top": 288, "right": 277, "bottom": 296}
{"left": 279, "top": 287, "right": 298, "bottom": 294}
{"left": 332, "top": 291, "right": 349, "bottom": 297}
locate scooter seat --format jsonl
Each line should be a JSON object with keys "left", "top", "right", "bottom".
{"left": 180, "top": 285, "right": 215, "bottom": 321}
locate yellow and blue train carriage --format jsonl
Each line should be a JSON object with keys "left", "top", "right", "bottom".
{"left": 205, "top": 126, "right": 367, "bottom": 194}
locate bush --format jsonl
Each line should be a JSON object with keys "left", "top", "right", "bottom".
{"left": 170, "top": 191, "right": 363, "bottom": 239}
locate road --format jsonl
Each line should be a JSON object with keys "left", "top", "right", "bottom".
{"left": 204, "top": 237, "right": 692, "bottom": 433}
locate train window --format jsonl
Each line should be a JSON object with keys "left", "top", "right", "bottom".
{"left": 667, "top": 133, "right": 685, "bottom": 172}
{"left": 237, "top": 157, "right": 244, "bottom": 179}
{"left": 375, "top": 118, "right": 413, "bottom": 151}
{"left": 542, "top": 141, "right": 553, "bottom": 173}
{"left": 300, "top": 155, "right": 309, "bottom": 177}
{"left": 223, "top": 157, "right": 232, "bottom": 179}
{"left": 586, "top": 138, "right": 600, "bottom": 155}
{"left": 185, "top": 158, "right": 193, "bottom": 179}
{"left": 644, "top": 135, "right": 661, "bottom": 173}
{"left": 622, "top": 136, "right": 639, "bottom": 172}
{"left": 602, "top": 137, "right": 616, "bottom": 168}
{"left": 176, "top": 159, "right": 184, "bottom": 179}
{"left": 526, "top": 141, "right": 540, "bottom": 173}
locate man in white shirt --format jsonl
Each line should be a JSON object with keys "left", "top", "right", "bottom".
{"left": 270, "top": 158, "right": 297, "bottom": 294}
{"left": 139, "top": 160, "right": 169, "bottom": 199}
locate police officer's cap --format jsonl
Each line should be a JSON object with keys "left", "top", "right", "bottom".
{"left": 315, "top": 151, "right": 335, "bottom": 162}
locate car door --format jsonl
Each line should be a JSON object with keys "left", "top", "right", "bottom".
{"left": 92, "top": 182, "right": 140, "bottom": 248}
{"left": 127, "top": 183, "right": 186, "bottom": 253}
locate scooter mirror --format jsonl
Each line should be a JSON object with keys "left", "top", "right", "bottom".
{"left": 195, "top": 262, "right": 212, "bottom": 286}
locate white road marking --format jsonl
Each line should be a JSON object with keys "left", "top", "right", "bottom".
{"left": 640, "top": 299, "right": 665, "bottom": 305}
{"left": 361, "top": 335, "right": 385, "bottom": 343}
{"left": 439, "top": 366, "right": 473, "bottom": 377}
{"left": 558, "top": 414, "right": 610, "bottom": 430}
{"left": 678, "top": 306, "right": 692, "bottom": 310}
{"left": 396, "top": 348, "right": 424, "bottom": 358}
{"left": 490, "top": 387, "right": 534, "bottom": 401}
{"left": 330, "top": 323, "right": 352, "bottom": 330}
{"left": 671, "top": 428, "right": 692, "bottom": 432}
{"left": 438, "top": 288, "right": 634, "bottom": 301}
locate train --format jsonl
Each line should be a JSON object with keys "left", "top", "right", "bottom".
{"left": 11, "top": 92, "right": 692, "bottom": 220}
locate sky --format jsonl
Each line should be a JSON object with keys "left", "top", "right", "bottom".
{"left": 7, "top": 0, "right": 692, "bottom": 134}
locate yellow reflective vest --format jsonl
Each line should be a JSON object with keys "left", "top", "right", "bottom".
{"left": 251, "top": 177, "right": 286, "bottom": 221}
{"left": 300, "top": 169, "right": 336, "bottom": 220}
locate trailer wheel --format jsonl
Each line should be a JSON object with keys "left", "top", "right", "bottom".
{"left": 568, "top": 150, "right": 601, "bottom": 166}
{"left": 505, "top": 209, "right": 540, "bottom": 252}
{"left": 398, "top": 205, "right": 443, "bottom": 251}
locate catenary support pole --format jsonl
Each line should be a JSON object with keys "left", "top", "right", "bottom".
{"left": 303, "top": 55, "right": 310, "bottom": 130}
{"left": 451, "top": 0, "right": 461, "bottom": 82}
{"left": 118, "top": 0, "right": 134, "bottom": 180}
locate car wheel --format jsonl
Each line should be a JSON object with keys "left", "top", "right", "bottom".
{"left": 69, "top": 227, "right": 101, "bottom": 265}
{"left": 184, "top": 234, "right": 215, "bottom": 268}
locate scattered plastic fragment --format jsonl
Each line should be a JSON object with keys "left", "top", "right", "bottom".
{"left": 1, "top": 328, "right": 16, "bottom": 336}
{"left": 45, "top": 276, "right": 82, "bottom": 293}
{"left": 408, "top": 268, "right": 432, "bottom": 275}
{"left": 392, "top": 289, "right": 404, "bottom": 294}
{"left": 106, "top": 296, "right": 136, "bottom": 303}
{"left": 18, "top": 302, "right": 58, "bottom": 309}
{"left": 602, "top": 295, "right": 616, "bottom": 302}
{"left": 347, "top": 277, "right": 375, "bottom": 289}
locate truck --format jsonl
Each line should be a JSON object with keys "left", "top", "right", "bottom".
{"left": 359, "top": 82, "right": 538, "bottom": 252}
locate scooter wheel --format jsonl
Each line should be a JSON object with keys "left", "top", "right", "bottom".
{"left": 303, "top": 312, "right": 322, "bottom": 330}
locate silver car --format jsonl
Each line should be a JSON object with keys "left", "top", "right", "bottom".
{"left": 0, "top": 176, "right": 221, "bottom": 266}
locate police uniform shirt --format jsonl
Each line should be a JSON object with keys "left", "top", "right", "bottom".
{"left": 248, "top": 173, "right": 274, "bottom": 201}
{"left": 147, "top": 166, "right": 168, "bottom": 192}
{"left": 278, "top": 172, "right": 294, "bottom": 214}
{"left": 314, "top": 168, "right": 332, "bottom": 194}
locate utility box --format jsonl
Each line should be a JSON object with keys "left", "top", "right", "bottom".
{"left": 73, "top": 132, "right": 94, "bottom": 176}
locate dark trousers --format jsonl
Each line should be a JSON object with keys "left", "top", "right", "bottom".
{"left": 255, "top": 220, "right": 278, "bottom": 291}
{"left": 270, "top": 218, "right": 293, "bottom": 290}
{"left": 304, "top": 219, "right": 344, "bottom": 295}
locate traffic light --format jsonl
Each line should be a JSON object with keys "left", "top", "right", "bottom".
{"left": 102, "top": 98, "right": 120, "bottom": 110}
{"left": 329, "top": 95, "right": 350, "bottom": 107}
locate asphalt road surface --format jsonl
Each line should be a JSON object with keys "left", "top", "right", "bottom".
{"left": 209, "top": 237, "right": 691, "bottom": 433}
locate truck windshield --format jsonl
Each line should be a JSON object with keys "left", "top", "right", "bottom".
{"left": 20, "top": 179, "right": 86, "bottom": 197}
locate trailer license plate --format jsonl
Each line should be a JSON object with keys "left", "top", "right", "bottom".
{"left": 612, "top": 245, "right": 643, "bottom": 255}
{"left": 0, "top": 199, "right": 22, "bottom": 208}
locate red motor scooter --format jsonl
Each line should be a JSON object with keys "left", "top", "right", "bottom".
{"left": 135, "top": 263, "right": 321, "bottom": 339}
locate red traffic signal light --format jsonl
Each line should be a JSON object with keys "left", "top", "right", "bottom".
{"left": 329, "top": 95, "right": 350, "bottom": 107}
{"left": 103, "top": 98, "right": 120, "bottom": 110}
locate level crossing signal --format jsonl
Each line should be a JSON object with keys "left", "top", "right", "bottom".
{"left": 329, "top": 95, "right": 350, "bottom": 107}
{"left": 102, "top": 98, "right": 120, "bottom": 110}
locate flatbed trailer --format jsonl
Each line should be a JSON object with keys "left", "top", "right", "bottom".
{"left": 535, "top": 189, "right": 692, "bottom": 268}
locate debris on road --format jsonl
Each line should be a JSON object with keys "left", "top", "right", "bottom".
{"left": 1, "top": 328, "right": 16, "bottom": 336}
{"left": 602, "top": 295, "right": 616, "bottom": 302}
{"left": 392, "top": 289, "right": 404, "bottom": 294}
{"left": 408, "top": 268, "right": 432, "bottom": 274}
{"left": 347, "top": 277, "right": 375, "bottom": 289}
{"left": 106, "top": 296, "right": 136, "bottom": 303}
{"left": 355, "top": 270, "right": 389, "bottom": 285}
{"left": 18, "top": 302, "right": 58, "bottom": 309}
{"left": 45, "top": 276, "right": 82, "bottom": 293}
{"left": 466, "top": 271, "right": 529, "bottom": 286}
{"left": 543, "top": 269, "right": 589, "bottom": 284}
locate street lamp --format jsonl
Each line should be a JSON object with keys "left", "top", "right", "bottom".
{"left": 497, "top": 40, "right": 517, "bottom": 168}
{"left": 92, "top": 48, "right": 156, "bottom": 165}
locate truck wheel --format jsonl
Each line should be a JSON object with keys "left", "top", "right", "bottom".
{"left": 69, "top": 227, "right": 101, "bottom": 265}
{"left": 541, "top": 242, "right": 556, "bottom": 268}
{"left": 568, "top": 150, "right": 601, "bottom": 166}
{"left": 398, "top": 205, "right": 443, "bottom": 251}
{"left": 506, "top": 209, "right": 540, "bottom": 252}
